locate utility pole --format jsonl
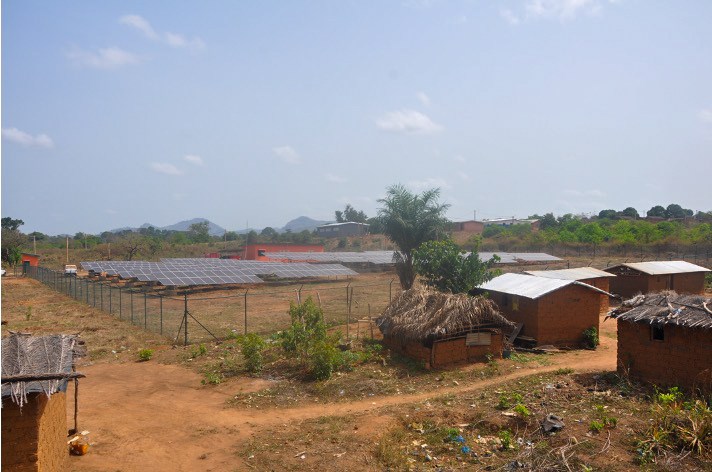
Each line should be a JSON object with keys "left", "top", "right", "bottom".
{"left": 33, "top": 235, "right": 36, "bottom": 254}
{"left": 66, "top": 237, "right": 69, "bottom": 263}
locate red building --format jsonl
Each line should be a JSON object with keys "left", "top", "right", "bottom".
{"left": 220, "top": 243, "right": 324, "bottom": 261}
{"left": 21, "top": 253, "right": 40, "bottom": 273}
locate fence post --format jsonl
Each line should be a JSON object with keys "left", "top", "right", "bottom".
{"left": 100, "top": 283, "right": 103, "bottom": 311}
{"left": 160, "top": 295, "right": 163, "bottom": 335}
{"left": 184, "top": 293, "right": 189, "bottom": 346}
{"left": 144, "top": 289, "right": 147, "bottom": 330}
{"left": 119, "top": 287, "right": 122, "bottom": 320}
{"left": 109, "top": 285, "right": 112, "bottom": 314}
{"left": 244, "top": 290, "right": 249, "bottom": 335}
{"left": 130, "top": 290, "right": 134, "bottom": 323}
{"left": 346, "top": 283, "right": 351, "bottom": 338}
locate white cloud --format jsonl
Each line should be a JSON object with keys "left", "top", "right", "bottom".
{"left": 457, "top": 171, "right": 470, "bottom": 181}
{"left": 325, "top": 173, "right": 347, "bottom": 183}
{"left": 525, "top": 0, "right": 601, "bottom": 20}
{"left": 417, "top": 91, "right": 431, "bottom": 107}
{"left": 2, "top": 127, "right": 54, "bottom": 148}
{"left": 119, "top": 14, "right": 158, "bottom": 40}
{"left": 273, "top": 146, "right": 301, "bottom": 164}
{"left": 407, "top": 177, "right": 450, "bottom": 191}
{"left": 150, "top": 162, "right": 183, "bottom": 176}
{"left": 453, "top": 155, "right": 466, "bottom": 163}
{"left": 376, "top": 109, "right": 443, "bottom": 135}
{"left": 698, "top": 109, "right": 712, "bottom": 123}
{"left": 183, "top": 154, "right": 204, "bottom": 166}
{"left": 66, "top": 47, "right": 140, "bottom": 69}
{"left": 500, "top": 9, "right": 521, "bottom": 25}
{"left": 120, "top": 14, "right": 205, "bottom": 51}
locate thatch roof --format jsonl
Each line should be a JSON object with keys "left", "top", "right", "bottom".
{"left": 606, "top": 292, "right": 712, "bottom": 329}
{"left": 1, "top": 333, "right": 83, "bottom": 407}
{"left": 376, "top": 287, "right": 515, "bottom": 342}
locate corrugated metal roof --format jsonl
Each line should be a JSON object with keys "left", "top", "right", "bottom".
{"left": 477, "top": 272, "right": 613, "bottom": 299}
{"left": 607, "top": 261, "right": 710, "bottom": 275}
{"left": 525, "top": 267, "right": 616, "bottom": 281}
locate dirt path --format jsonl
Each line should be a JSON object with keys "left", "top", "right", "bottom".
{"left": 68, "top": 331, "right": 617, "bottom": 471}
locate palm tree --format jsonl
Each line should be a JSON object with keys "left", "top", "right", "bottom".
{"left": 378, "top": 184, "right": 450, "bottom": 289}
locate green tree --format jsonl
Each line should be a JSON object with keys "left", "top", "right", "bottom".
{"left": 664, "top": 203, "right": 690, "bottom": 219}
{"left": 246, "top": 230, "right": 258, "bottom": 244}
{"left": 539, "top": 213, "right": 558, "bottom": 230}
{"left": 335, "top": 204, "right": 368, "bottom": 223}
{"left": 260, "top": 227, "right": 279, "bottom": 241}
{"left": 598, "top": 209, "right": 618, "bottom": 220}
{"left": 224, "top": 231, "right": 239, "bottom": 241}
{"left": 188, "top": 221, "right": 210, "bottom": 243}
{"left": 377, "top": 184, "right": 450, "bottom": 289}
{"left": 647, "top": 205, "right": 666, "bottom": 218}
{"left": 576, "top": 223, "right": 606, "bottom": 256}
{"left": 621, "top": 207, "right": 639, "bottom": 218}
{"left": 1, "top": 228, "right": 26, "bottom": 265}
{"left": 413, "top": 240, "right": 499, "bottom": 294}
{"left": 1, "top": 217, "right": 24, "bottom": 231}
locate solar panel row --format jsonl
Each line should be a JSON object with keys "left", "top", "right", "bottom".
{"left": 80, "top": 259, "right": 358, "bottom": 286}
{"left": 264, "top": 251, "right": 560, "bottom": 265}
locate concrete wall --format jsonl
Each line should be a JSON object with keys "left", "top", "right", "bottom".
{"left": 2, "top": 392, "right": 68, "bottom": 472}
{"left": 383, "top": 332, "right": 504, "bottom": 368}
{"left": 617, "top": 322, "right": 712, "bottom": 389}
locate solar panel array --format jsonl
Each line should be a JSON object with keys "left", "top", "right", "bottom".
{"left": 80, "top": 259, "right": 358, "bottom": 287}
{"left": 265, "top": 251, "right": 560, "bottom": 265}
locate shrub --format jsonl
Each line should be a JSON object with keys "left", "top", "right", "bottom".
{"left": 309, "top": 340, "right": 341, "bottom": 380}
{"left": 498, "top": 430, "right": 514, "bottom": 449}
{"left": 138, "top": 349, "right": 154, "bottom": 361}
{"left": 514, "top": 403, "right": 530, "bottom": 417}
{"left": 237, "top": 333, "right": 267, "bottom": 374}
{"left": 589, "top": 420, "right": 604, "bottom": 433}
{"left": 583, "top": 326, "right": 599, "bottom": 349}
{"left": 202, "top": 372, "right": 222, "bottom": 385}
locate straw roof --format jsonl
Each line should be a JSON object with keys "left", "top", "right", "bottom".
{"left": 1, "top": 333, "right": 83, "bottom": 407}
{"left": 606, "top": 292, "right": 712, "bottom": 329}
{"left": 377, "top": 286, "right": 515, "bottom": 342}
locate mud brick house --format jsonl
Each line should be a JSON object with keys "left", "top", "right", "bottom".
{"left": 607, "top": 293, "right": 712, "bottom": 390}
{"left": 525, "top": 267, "right": 616, "bottom": 314}
{"left": 316, "top": 222, "right": 370, "bottom": 238}
{"left": 377, "top": 287, "right": 514, "bottom": 368}
{"left": 475, "top": 273, "right": 613, "bottom": 347}
{"left": 604, "top": 261, "right": 710, "bottom": 298}
{"left": 1, "top": 334, "right": 84, "bottom": 472}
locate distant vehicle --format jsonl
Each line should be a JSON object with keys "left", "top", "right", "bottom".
{"left": 64, "top": 264, "right": 78, "bottom": 276}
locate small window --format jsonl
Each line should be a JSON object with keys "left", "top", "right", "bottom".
{"left": 651, "top": 325, "right": 665, "bottom": 341}
{"left": 257, "top": 249, "right": 266, "bottom": 257}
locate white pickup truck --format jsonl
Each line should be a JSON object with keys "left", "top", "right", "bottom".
{"left": 64, "top": 264, "right": 78, "bottom": 276}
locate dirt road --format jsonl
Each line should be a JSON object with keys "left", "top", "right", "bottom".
{"left": 68, "top": 326, "right": 618, "bottom": 471}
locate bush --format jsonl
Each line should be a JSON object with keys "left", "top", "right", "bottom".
{"left": 138, "top": 349, "right": 154, "bottom": 361}
{"left": 583, "top": 326, "right": 599, "bottom": 349}
{"left": 498, "top": 430, "right": 514, "bottom": 449}
{"left": 514, "top": 403, "right": 530, "bottom": 417}
{"left": 237, "top": 333, "right": 267, "bottom": 373}
{"left": 309, "top": 340, "right": 342, "bottom": 380}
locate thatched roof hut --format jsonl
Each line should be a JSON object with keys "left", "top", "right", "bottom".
{"left": 606, "top": 292, "right": 712, "bottom": 389}
{"left": 606, "top": 292, "right": 712, "bottom": 329}
{"left": 2, "top": 333, "right": 85, "bottom": 471}
{"left": 377, "top": 287, "right": 514, "bottom": 342}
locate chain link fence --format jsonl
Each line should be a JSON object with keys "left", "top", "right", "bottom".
{"left": 23, "top": 266, "right": 399, "bottom": 345}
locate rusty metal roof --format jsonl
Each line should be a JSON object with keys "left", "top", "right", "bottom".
{"left": 477, "top": 272, "right": 613, "bottom": 300}
{"left": 605, "top": 261, "right": 710, "bottom": 276}
{"left": 525, "top": 267, "right": 616, "bottom": 281}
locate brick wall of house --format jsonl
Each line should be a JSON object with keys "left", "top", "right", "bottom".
{"left": 583, "top": 277, "right": 611, "bottom": 314}
{"left": 2, "top": 392, "right": 67, "bottom": 472}
{"left": 671, "top": 272, "right": 707, "bottom": 295}
{"left": 608, "top": 273, "right": 649, "bottom": 299}
{"left": 431, "top": 333, "right": 504, "bottom": 367}
{"left": 487, "top": 292, "right": 539, "bottom": 340}
{"left": 383, "top": 333, "right": 504, "bottom": 368}
{"left": 617, "top": 322, "right": 712, "bottom": 389}
{"left": 536, "top": 285, "right": 601, "bottom": 346}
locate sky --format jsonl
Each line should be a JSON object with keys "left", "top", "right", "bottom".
{"left": 2, "top": 0, "right": 711, "bottom": 235}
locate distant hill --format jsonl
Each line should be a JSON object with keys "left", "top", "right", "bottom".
{"left": 279, "top": 216, "right": 330, "bottom": 233}
{"left": 110, "top": 218, "right": 227, "bottom": 236}
{"left": 163, "top": 218, "right": 227, "bottom": 236}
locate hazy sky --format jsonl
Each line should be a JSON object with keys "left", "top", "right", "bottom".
{"left": 2, "top": 0, "right": 711, "bottom": 235}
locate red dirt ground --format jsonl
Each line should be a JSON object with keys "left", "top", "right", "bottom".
{"left": 67, "top": 317, "right": 618, "bottom": 471}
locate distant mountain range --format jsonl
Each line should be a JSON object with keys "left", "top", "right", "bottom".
{"left": 109, "top": 216, "right": 331, "bottom": 236}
